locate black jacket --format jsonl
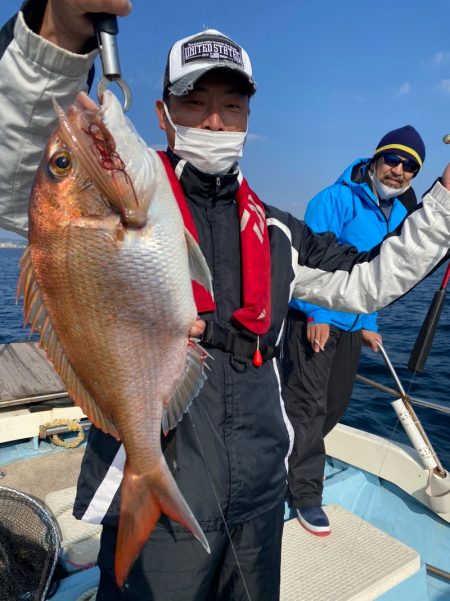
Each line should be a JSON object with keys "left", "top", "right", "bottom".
{"left": 73, "top": 150, "right": 370, "bottom": 529}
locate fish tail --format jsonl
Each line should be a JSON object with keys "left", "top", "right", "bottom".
{"left": 115, "top": 459, "right": 210, "bottom": 587}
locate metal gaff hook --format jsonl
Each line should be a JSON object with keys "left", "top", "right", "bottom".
{"left": 90, "top": 13, "right": 132, "bottom": 112}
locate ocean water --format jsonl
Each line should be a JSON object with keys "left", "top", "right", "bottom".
{"left": 1, "top": 247, "right": 449, "bottom": 466}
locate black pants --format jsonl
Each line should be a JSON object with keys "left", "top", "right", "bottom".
{"left": 282, "top": 310, "right": 362, "bottom": 508}
{"left": 96, "top": 503, "right": 285, "bottom": 601}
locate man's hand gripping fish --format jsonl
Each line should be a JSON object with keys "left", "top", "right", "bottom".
{"left": 17, "top": 91, "right": 212, "bottom": 586}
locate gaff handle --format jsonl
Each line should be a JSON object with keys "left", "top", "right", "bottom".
{"left": 90, "top": 13, "right": 119, "bottom": 35}
{"left": 90, "top": 13, "right": 121, "bottom": 79}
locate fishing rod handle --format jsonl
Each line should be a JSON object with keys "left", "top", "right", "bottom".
{"left": 408, "top": 289, "right": 446, "bottom": 372}
{"left": 441, "top": 261, "right": 450, "bottom": 290}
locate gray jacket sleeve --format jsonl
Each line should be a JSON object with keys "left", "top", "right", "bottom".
{"left": 0, "top": 11, "right": 96, "bottom": 237}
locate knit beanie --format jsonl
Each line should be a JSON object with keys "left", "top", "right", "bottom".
{"left": 373, "top": 125, "right": 425, "bottom": 170}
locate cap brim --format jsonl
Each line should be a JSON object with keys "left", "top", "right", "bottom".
{"left": 167, "top": 64, "right": 256, "bottom": 97}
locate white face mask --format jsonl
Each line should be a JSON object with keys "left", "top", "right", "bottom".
{"left": 163, "top": 103, "right": 247, "bottom": 175}
{"left": 369, "top": 170, "right": 410, "bottom": 200}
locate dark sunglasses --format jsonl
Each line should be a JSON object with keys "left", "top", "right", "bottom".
{"left": 382, "top": 153, "right": 419, "bottom": 174}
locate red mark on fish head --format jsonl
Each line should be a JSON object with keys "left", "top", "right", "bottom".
{"left": 86, "top": 121, "right": 126, "bottom": 173}
{"left": 83, "top": 119, "right": 141, "bottom": 221}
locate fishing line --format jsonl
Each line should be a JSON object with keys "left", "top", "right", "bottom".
{"left": 186, "top": 410, "right": 253, "bottom": 601}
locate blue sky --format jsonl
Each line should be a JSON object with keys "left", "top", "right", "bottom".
{"left": 1, "top": 0, "right": 450, "bottom": 239}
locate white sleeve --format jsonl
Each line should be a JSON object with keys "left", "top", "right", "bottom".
{"left": 0, "top": 11, "right": 97, "bottom": 237}
{"left": 292, "top": 180, "right": 450, "bottom": 313}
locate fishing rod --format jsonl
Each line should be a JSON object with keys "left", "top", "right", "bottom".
{"left": 408, "top": 260, "right": 450, "bottom": 372}
{"left": 407, "top": 133, "right": 450, "bottom": 372}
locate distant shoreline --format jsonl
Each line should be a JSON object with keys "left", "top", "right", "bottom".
{"left": 0, "top": 242, "right": 26, "bottom": 249}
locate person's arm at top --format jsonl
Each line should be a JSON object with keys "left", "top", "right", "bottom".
{"left": 0, "top": 0, "right": 131, "bottom": 237}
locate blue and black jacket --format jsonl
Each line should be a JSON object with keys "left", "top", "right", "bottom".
{"left": 290, "top": 158, "right": 417, "bottom": 331}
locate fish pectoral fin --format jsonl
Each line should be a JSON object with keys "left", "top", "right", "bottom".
{"left": 115, "top": 459, "right": 209, "bottom": 587}
{"left": 184, "top": 228, "right": 214, "bottom": 299}
{"left": 162, "top": 339, "right": 208, "bottom": 435}
{"left": 18, "top": 246, "right": 119, "bottom": 440}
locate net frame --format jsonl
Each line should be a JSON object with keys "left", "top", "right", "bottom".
{"left": 0, "top": 486, "right": 61, "bottom": 601}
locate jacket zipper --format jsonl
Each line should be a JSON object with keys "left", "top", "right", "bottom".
{"left": 349, "top": 190, "right": 388, "bottom": 332}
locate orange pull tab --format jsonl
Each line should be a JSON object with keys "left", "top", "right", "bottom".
{"left": 252, "top": 337, "right": 263, "bottom": 367}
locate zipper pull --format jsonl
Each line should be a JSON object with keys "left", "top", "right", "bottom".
{"left": 252, "top": 336, "right": 263, "bottom": 368}
{"left": 216, "top": 176, "right": 221, "bottom": 195}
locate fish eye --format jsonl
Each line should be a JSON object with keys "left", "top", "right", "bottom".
{"left": 47, "top": 150, "right": 72, "bottom": 178}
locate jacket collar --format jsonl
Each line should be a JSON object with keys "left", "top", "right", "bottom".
{"left": 165, "top": 147, "right": 240, "bottom": 203}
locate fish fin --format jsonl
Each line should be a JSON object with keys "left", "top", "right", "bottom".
{"left": 18, "top": 248, "right": 119, "bottom": 439}
{"left": 184, "top": 228, "right": 214, "bottom": 298}
{"left": 115, "top": 458, "right": 210, "bottom": 587}
{"left": 162, "top": 339, "right": 207, "bottom": 435}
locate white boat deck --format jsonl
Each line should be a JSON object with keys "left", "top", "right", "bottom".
{"left": 43, "top": 489, "right": 421, "bottom": 600}
{"left": 46, "top": 486, "right": 102, "bottom": 568}
{"left": 281, "top": 505, "right": 420, "bottom": 601}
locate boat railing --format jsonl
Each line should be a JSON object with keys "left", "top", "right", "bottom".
{"left": 354, "top": 373, "right": 450, "bottom": 416}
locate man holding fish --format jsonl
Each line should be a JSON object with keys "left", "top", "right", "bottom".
{"left": 0, "top": 1, "right": 449, "bottom": 600}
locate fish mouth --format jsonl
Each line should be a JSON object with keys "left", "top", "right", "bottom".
{"left": 54, "top": 92, "right": 154, "bottom": 228}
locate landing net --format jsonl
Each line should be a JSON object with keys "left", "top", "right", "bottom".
{"left": 0, "top": 486, "right": 61, "bottom": 601}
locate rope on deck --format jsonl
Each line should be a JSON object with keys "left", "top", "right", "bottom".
{"left": 44, "top": 419, "right": 85, "bottom": 448}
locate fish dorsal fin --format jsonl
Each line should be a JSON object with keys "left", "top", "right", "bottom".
{"left": 161, "top": 340, "right": 209, "bottom": 435}
{"left": 184, "top": 228, "right": 214, "bottom": 299}
{"left": 18, "top": 247, "right": 120, "bottom": 440}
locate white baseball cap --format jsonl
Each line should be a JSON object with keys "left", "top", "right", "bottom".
{"left": 164, "top": 29, "right": 256, "bottom": 96}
